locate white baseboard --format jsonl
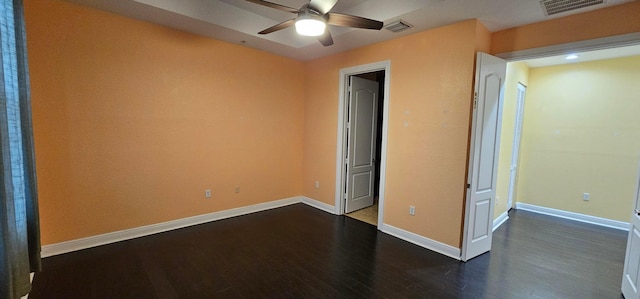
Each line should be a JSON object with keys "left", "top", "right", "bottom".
{"left": 381, "top": 223, "right": 461, "bottom": 260}
{"left": 301, "top": 196, "right": 337, "bottom": 214}
{"left": 515, "top": 203, "right": 630, "bottom": 231}
{"left": 42, "top": 194, "right": 465, "bottom": 263}
{"left": 493, "top": 211, "right": 509, "bottom": 232}
{"left": 42, "top": 196, "right": 303, "bottom": 257}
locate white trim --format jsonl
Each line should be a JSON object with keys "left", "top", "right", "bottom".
{"left": 42, "top": 197, "right": 303, "bottom": 257}
{"left": 377, "top": 66, "right": 391, "bottom": 229}
{"left": 496, "top": 32, "right": 640, "bottom": 61}
{"left": 40, "top": 193, "right": 467, "bottom": 265}
{"left": 506, "top": 83, "right": 526, "bottom": 209}
{"left": 301, "top": 196, "right": 336, "bottom": 214}
{"left": 381, "top": 224, "right": 461, "bottom": 260}
{"left": 493, "top": 211, "right": 509, "bottom": 232}
{"left": 335, "top": 60, "right": 391, "bottom": 232}
{"left": 515, "top": 202, "right": 630, "bottom": 231}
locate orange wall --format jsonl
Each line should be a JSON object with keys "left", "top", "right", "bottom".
{"left": 25, "top": 0, "right": 305, "bottom": 245}
{"left": 475, "top": 21, "right": 492, "bottom": 53}
{"left": 28, "top": 0, "right": 640, "bottom": 250}
{"left": 303, "top": 20, "right": 488, "bottom": 247}
{"left": 491, "top": 1, "right": 640, "bottom": 54}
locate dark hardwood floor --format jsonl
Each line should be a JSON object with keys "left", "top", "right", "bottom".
{"left": 29, "top": 204, "right": 628, "bottom": 298}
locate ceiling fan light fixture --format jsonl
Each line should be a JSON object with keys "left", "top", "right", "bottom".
{"left": 247, "top": 0, "right": 383, "bottom": 47}
{"left": 295, "top": 17, "right": 326, "bottom": 36}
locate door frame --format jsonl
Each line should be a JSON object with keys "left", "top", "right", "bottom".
{"left": 495, "top": 33, "right": 640, "bottom": 61}
{"left": 335, "top": 60, "right": 391, "bottom": 229}
{"left": 494, "top": 32, "right": 640, "bottom": 210}
{"left": 506, "top": 82, "right": 527, "bottom": 209}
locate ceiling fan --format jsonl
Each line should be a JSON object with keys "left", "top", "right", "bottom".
{"left": 246, "top": 0, "right": 384, "bottom": 46}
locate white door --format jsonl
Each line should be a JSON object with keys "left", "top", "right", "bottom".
{"left": 506, "top": 83, "right": 526, "bottom": 209}
{"left": 461, "top": 52, "right": 507, "bottom": 261}
{"left": 622, "top": 166, "right": 640, "bottom": 299}
{"left": 344, "top": 76, "right": 379, "bottom": 213}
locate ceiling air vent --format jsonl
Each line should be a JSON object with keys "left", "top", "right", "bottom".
{"left": 540, "top": 0, "right": 606, "bottom": 16}
{"left": 384, "top": 20, "right": 413, "bottom": 33}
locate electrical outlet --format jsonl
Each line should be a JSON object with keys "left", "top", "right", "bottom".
{"left": 205, "top": 189, "right": 211, "bottom": 198}
{"left": 409, "top": 206, "right": 416, "bottom": 216}
{"left": 583, "top": 193, "right": 590, "bottom": 201}
{"left": 235, "top": 186, "right": 240, "bottom": 194}
{"left": 315, "top": 181, "right": 320, "bottom": 188}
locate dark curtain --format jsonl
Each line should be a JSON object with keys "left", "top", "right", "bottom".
{"left": 0, "top": 0, "right": 42, "bottom": 298}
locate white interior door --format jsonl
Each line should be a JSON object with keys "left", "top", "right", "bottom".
{"left": 506, "top": 83, "right": 526, "bottom": 209}
{"left": 622, "top": 166, "right": 640, "bottom": 299}
{"left": 344, "top": 76, "right": 379, "bottom": 213}
{"left": 462, "top": 52, "right": 507, "bottom": 261}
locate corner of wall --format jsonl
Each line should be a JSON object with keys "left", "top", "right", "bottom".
{"left": 475, "top": 20, "right": 492, "bottom": 53}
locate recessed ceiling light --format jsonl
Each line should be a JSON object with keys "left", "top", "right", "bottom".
{"left": 565, "top": 54, "right": 579, "bottom": 60}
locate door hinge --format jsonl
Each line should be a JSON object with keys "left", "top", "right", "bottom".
{"left": 473, "top": 92, "right": 478, "bottom": 109}
{"left": 466, "top": 183, "right": 471, "bottom": 189}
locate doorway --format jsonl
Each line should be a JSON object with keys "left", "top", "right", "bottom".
{"left": 493, "top": 47, "right": 640, "bottom": 229}
{"left": 344, "top": 71, "right": 385, "bottom": 225}
{"left": 463, "top": 35, "right": 640, "bottom": 261}
{"left": 334, "top": 61, "right": 391, "bottom": 229}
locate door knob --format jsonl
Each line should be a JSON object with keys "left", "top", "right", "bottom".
{"left": 635, "top": 209, "right": 640, "bottom": 216}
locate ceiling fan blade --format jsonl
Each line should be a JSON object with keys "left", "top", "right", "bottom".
{"left": 308, "top": 0, "right": 339, "bottom": 14}
{"left": 317, "top": 30, "right": 334, "bottom": 46}
{"left": 258, "top": 19, "right": 296, "bottom": 34}
{"left": 245, "top": 0, "right": 300, "bottom": 14}
{"left": 327, "top": 13, "right": 383, "bottom": 30}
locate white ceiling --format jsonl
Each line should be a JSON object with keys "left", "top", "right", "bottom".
{"left": 66, "top": 0, "right": 637, "bottom": 61}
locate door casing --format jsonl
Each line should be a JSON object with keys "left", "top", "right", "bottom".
{"left": 506, "top": 83, "right": 527, "bottom": 210}
{"left": 335, "top": 60, "right": 391, "bottom": 229}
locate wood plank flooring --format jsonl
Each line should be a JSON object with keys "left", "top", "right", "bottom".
{"left": 29, "top": 204, "right": 628, "bottom": 298}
